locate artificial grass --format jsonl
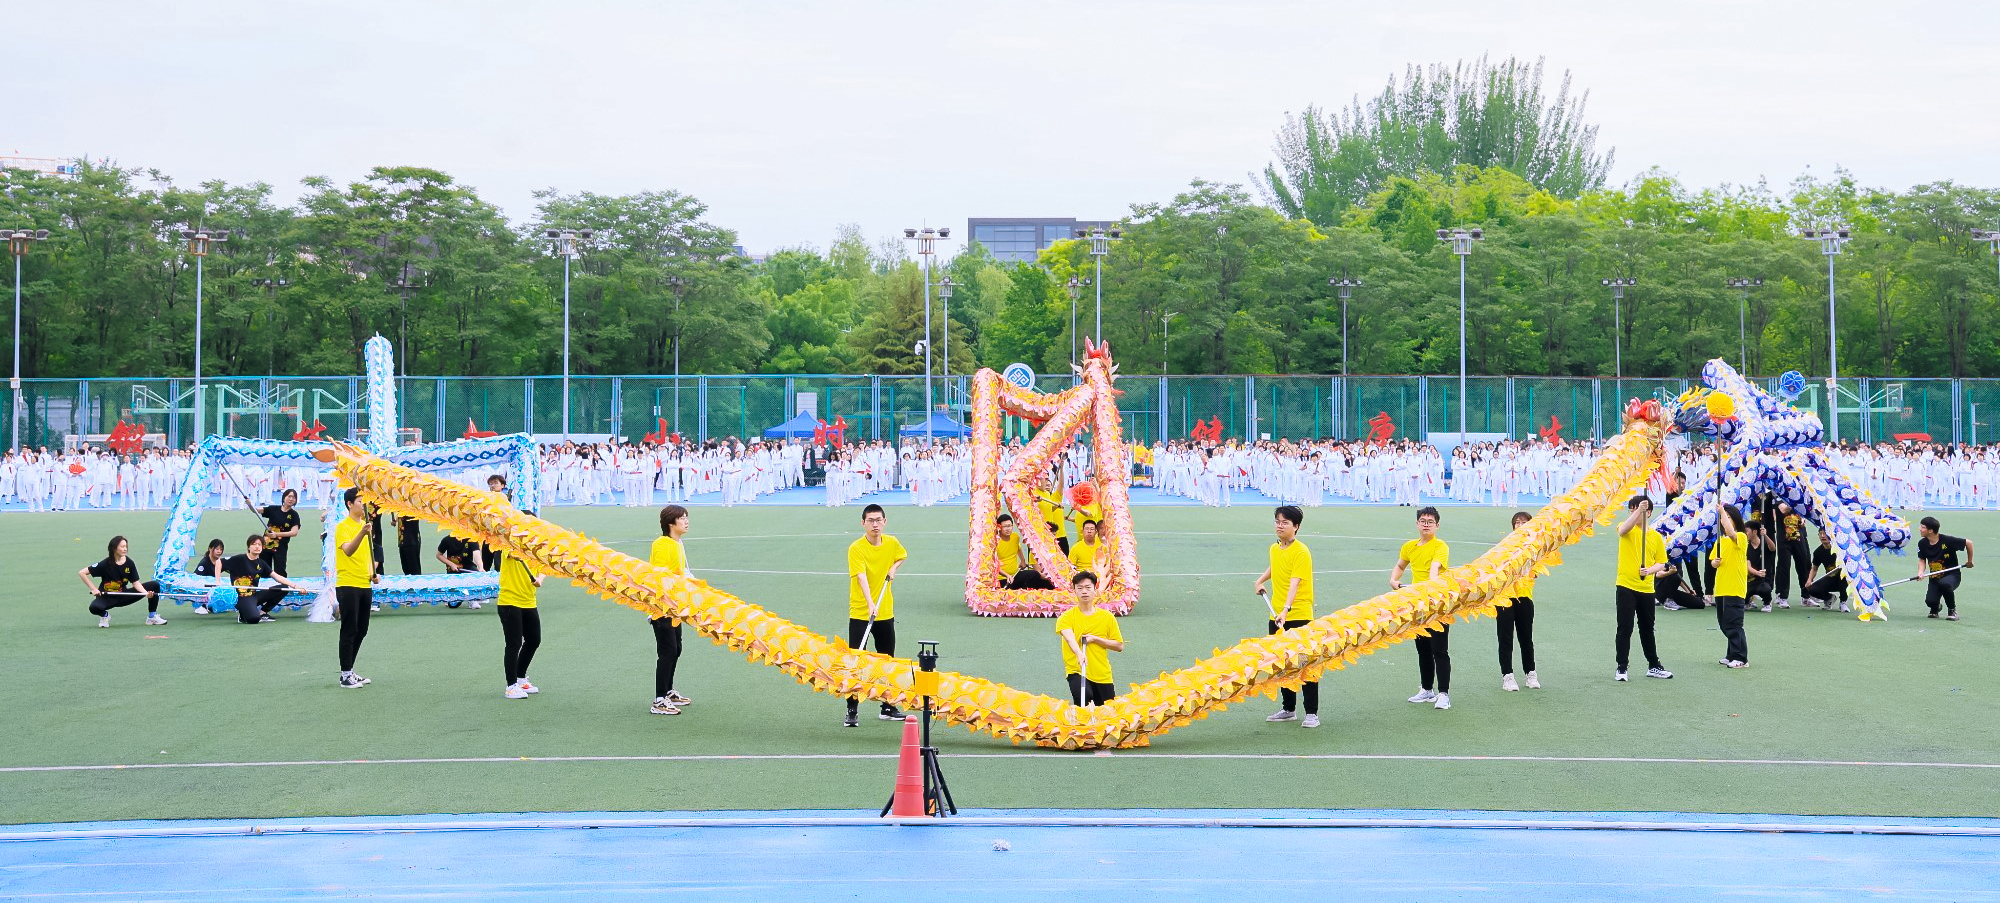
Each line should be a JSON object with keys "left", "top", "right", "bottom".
{"left": 3, "top": 505, "right": 1994, "bottom": 824}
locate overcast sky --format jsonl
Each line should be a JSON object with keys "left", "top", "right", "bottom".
{"left": 12, "top": 1, "right": 1998, "bottom": 254}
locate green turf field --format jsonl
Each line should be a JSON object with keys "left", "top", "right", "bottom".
{"left": 3, "top": 504, "right": 1994, "bottom": 825}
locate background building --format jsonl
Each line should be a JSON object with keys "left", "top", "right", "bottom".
{"left": 966, "top": 217, "right": 1114, "bottom": 263}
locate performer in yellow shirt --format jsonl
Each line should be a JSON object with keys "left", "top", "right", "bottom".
{"left": 648, "top": 504, "right": 696, "bottom": 715}
{"left": 1055, "top": 570, "right": 1124, "bottom": 705}
{"left": 994, "top": 513, "right": 1026, "bottom": 585}
{"left": 1067, "top": 519, "right": 1104, "bottom": 573}
{"left": 1614, "top": 496, "right": 1674, "bottom": 681}
{"left": 1035, "top": 474, "right": 1069, "bottom": 556}
{"left": 334, "top": 487, "right": 380, "bottom": 689}
{"left": 497, "top": 517, "right": 547, "bottom": 700}
{"left": 1497, "top": 511, "right": 1540, "bottom": 691}
{"left": 845, "top": 503, "right": 908, "bottom": 727}
{"left": 1253, "top": 505, "right": 1318, "bottom": 727}
{"left": 1390, "top": 506, "right": 1451, "bottom": 710}
{"left": 1710, "top": 502, "right": 1751, "bottom": 668}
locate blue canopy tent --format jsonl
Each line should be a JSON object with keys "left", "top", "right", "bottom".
{"left": 763, "top": 412, "right": 822, "bottom": 439}
{"left": 899, "top": 412, "right": 972, "bottom": 439}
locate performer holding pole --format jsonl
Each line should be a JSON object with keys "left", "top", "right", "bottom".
{"left": 648, "top": 504, "right": 696, "bottom": 715}
{"left": 1055, "top": 570, "right": 1122, "bottom": 706}
{"left": 250, "top": 489, "right": 304, "bottom": 577}
{"left": 1391, "top": 507, "right": 1452, "bottom": 710}
{"left": 1613, "top": 496, "right": 1674, "bottom": 681}
{"left": 1916, "top": 516, "right": 1974, "bottom": 621}
{"left": 334, "top": 488, "right": 379, "bottom": 688}
{"left": 81, "top": 536, "right": 164, "bottom": 628}
{"left": 844, "top": 503, "right": 907, "bottom": 727}
{"left": 1253, "top": 505, "right": 1317, "bottom": 727}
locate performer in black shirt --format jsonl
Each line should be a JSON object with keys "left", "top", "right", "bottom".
{"left": 1801, "top": 529, "right": 1848, "bottom": 611}
{"left": 254, "top": 490, "right": 304, "bottom": 576}
{"left": 1916, "top": 516, "right": 1975, "bottom": 621}
{"left": 437, "top": 533, "right": 485, "bottom": 610}
{"left": 224, "top": 535, "right": 306, "bottom": 623}
{"left": 191, "top": 539, "right": 227, "bottom": 615}
{"left": 80, "top": 536, "right": 164, "bottom": 628}
{"left": 396, "top": 514, "right": 424, "bottom": 576}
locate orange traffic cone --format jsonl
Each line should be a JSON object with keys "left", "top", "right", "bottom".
{"left": 886, "top": 715, "right": 927, "bottom": 817}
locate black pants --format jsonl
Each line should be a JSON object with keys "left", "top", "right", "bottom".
{"left": 336, "top": 586, "right": 372, "bottom": 671}
{"left": 1656, "top": 572, "right": 1705, "bottom": 609}
{"left": 268, "top": 546, "right": 289, "bottom": 577}
{"left": 399, "top": 539, "right": 423, "bottom": 576}
{"left": 1615, "top": 586, "right": 1662, "bottom": 672}
{"left": 236, "top": 587, "right": 287, "bottom": 623}
{"left": 1271, "top": 619, "right": 1318, "bottom": 713}
{"left": 651, "top": 616, "right": 683, "bottom": 697}
{"left": 1008, "top": 569, "right": 1056, "bottom": 591}
{"left": 498, "top": 605, "right": 541, "bottom": 685}
{"left": 1415, "top": 624, "right": 1450, "bottom": 692}
{"left": 1775, "top": 537, "right": 1810, "bottom": 598}
{"left": 88, "top": 580, "right": 163, "bottom": 615}
{"left": 1716, "top": 596, "right": 1748, "bottom": 662}
{"left": 1747, "top": 577, "right": 1772, "bottom": 606}
{"left": 1496, "top": 598, "right": 1534, "bottom": 674}
{"left": 846, "top": 617, "right": 896, "bottom": 711}
{"left": 1804, "top": 575, "right": 1848, "bottom": 603}
{"left": 1065, "top": 673, "right": 1115, "bottom": 706}
{"left": 1925, "top": 572, "right": 1961, "bottom": 615}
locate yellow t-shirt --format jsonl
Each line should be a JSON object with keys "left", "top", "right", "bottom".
{"left": 1711, "top": 533, "right": 1750, "bottom": 598}
{"left": 847, "top": 535, "right": 907, "bottom": 620}
{"left": 996, "top": 532, "right": 1024, "bottom": 574}
{"left": 497, "top": 553, "right": 538, "bottom": 609}
{"left": 335, "top": 517, "right": 373, "bottom": 588}
{"left": 1069, "top": 500, "right": 1103, "bottom": 532}
{"left": 1399, "top": 538, "right": 1449, "bottom": 585}
{"left": 1036, "top": 490, "right": 1064, "bottom": 528}
{"left": 1054, "top": 605, "right": 1121, "bottom": 683}
{"left": 650, "top": 536, "right": 688, "bottom": 577}
{"left": 1068, "top": 539, "right": 1101, "bottom": 573}
{"left": 1267, "top": 539, "right": 1314, "bottom": 621}
{"left": 1617, "top": 526, "right": 1667, "bottom": 592}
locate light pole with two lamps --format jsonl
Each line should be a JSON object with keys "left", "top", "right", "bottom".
{"left": 181, "top": 228, "right": 229, "bottom": 443}
{"left": 902, "top": 227, "right": 949, "bottom": 444}
{"left": 544, "top": 228, "right": 594, "bottom": 440}
{"left": 1601, "top": 277, "right": 1637, "bottom": 381}
{"left": 1065, "top": 276, "right": 1090, "bottom": 371}
{"left": 1328, "top": 276, "right": 1361, "bottom": 378}
{"left": 1801, "top": 225, "right": 1850, "bottom": 443}
{"left": 1435, "top": 227, "right": 1483, "bottom": 438}
{"left": 6, "top": 228, "right": 50, "bottom": 452}
{"left": 1725, "top": 277, "right": 1762, "bottom": 373}
{"left": 1075, "top": 226, "right": 1121, "bottom": 341}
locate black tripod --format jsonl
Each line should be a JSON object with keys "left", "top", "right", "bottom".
{"left": 883, "top": 641, "right": 956, "bottom": 817}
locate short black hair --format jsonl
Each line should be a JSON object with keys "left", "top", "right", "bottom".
{"left": 1511, "top": 511, "right": 1532, "bottom": 526}
{"left": 996, "top": 513, "right": 1014, "bottom": 525}
{"left": 343, "top": 487, "right": 362, "bottom": 506}
{"left": 862, "top": 503, "right": 886, "bottom": 521}
{"left": 1920, "top": 516, "right": 1942, "bottom": 532}
{"left": 1627, "top": 495, "right": 1651, "bottom": 510}
{"left": 1274, "top": 505, "right": 1303, "bottom": 527}
{"left": 246, "top": 534, "right": 265, "bottom": 547}
{"left": 660, "top": 504, "right": 689, "bottom": 536}
{"left": 1083, "top": 519, "right": 1101, "bottom": 530}
{"left": 1071, "top": 570, "right": 1098, "bottom": 587}
{"left": 1416, "top": 506, "right": 1441, "bottom": 523}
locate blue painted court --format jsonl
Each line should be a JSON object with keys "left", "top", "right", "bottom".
{"left": 6, "top": 809, "right": 1998, "bottom": 900}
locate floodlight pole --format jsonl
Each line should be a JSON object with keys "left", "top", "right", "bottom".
{"left": 7, "top": 228, "right": 50, "bottom": 452}
{"left": 1802, "top": 226, "right": 1850, "bottom": 443}
{"left": 1329, "top": 276, "right": 1361, "bottom": 378}
{"left": 181, "top": 228, "right": 229, "bottom": 443}
{"left": 1076, "top": 227, "right": 1121, "bottom": 342}
{"left": 1065, "top": 276, "right": 1089, "bottom": 372}
{"left": 1161, "top": 311, "right": 1178, "bottom": 375}
{"left": 1601, "top": 277, "right": 1636, "bottom": 381}
{"left": 1437, "top": 228, "right": 1483, "bottom": 438}
{"left": 545, "top": 229, "right": 593, "bottom": 441}
{"left": 1726, "top": 277, "right": 1763, "bottom": 374}
{"left": 904, "top": 227, "right": 949, "bottom": 444}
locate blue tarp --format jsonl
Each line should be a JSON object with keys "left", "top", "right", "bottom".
{"left": 899, "top": 412, "right": 972, "bottom": 438}
{"left": 763, "top": 412, "right": 822, "bottom": 438}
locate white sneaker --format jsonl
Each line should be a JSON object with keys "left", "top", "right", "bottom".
{"left": 1760, "top": 603, "right": 1772, "bottom": 613}
{"left": 370, "top": 604, "right": 380, "bottom": 612}
{"left": 1407, "top": 689, "right": 1438, "bottom": 703}
{"left": 1663, "top": 600, "right": 1682, "bottom": 611}
{"left": 146, "top": 615, "right": 167, "bottom": 626}
{"left": 193, "top": 605, "right": 211, "bottom": 615}
{"left": 98, "top": 615, "right": 111, "bottom": 628}
{"left": 1501, "top": 674, "right": 1519, "bottom": 692}
{"left": 515, "top": 679, "right": 539, "bottom": 695}
{"left": 1524, "top": 670, "right": 1540, "bottom": 689}
{"left": 1647, "top": 666, "right": 1674, "bottom": 679}
{"left": 651, "top": 697, "right": 681, "bottom": 715}
{"left": 664, "top": 690, "right": 692, "bottom": 706}
{"left": 470, "top": 601, "right": 482, "bottom": 610}
{"left": 1301, "top": 714, "right": 1320, "bottom": 728}
{"left": 1778, "top": 598, "right": 1790, "bottom": 609}
{"left": 504, "top": 684, "right": 530, "bottom": 699}
{"left": 1265, "top": 709, "right": 1297, "bottom": 722}
{"left": 1615, "top": 670, "right": 1628, "bottom": 681}
{"left": 1433, "top": 693, "right": 1451, "bottom": 710}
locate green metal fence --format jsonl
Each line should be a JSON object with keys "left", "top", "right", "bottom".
{"left": 6, "top": 373, "right": 1997, "bottom": 450}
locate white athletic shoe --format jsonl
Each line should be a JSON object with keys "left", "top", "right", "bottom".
{"left": 1760, "top": 603, "right": 1773, "bottom": 613}
{"left": 370, "top": 604, "right": 380, "bottom": 612}
{"left": 1301, "top": 714, "right": 1320, "bottom": 728}
{"left": 1614, "top": 670, "right": 1629, "bottom": 681}
{"left": 1501, "top": 674, "right": 1519, "bottom": 692}
{"left": 664, "top": 690, "right": 692, "bottom": 706}
{"left": 1433, "top": 693, "right": 1451, "bottom": 710}
{"left": 98, "top": 616, "right": 111, "bottom": 628}
{"left": 1407, "top": 689, "right": 1438, "bottom": 703}
{"left": 1524, "top": 670, "right": 1540, "bottom": 689}
{"left": 1647, "top": 666, "right": 1674, "bottom": 679}
{"left": 1778, "top": 598, "right": 1790, "bottom": 609}
{"left": 651, "top": 697, "right": 681, "bottom": 715}
{"left": 1663, "top": 600, "right": 1683, "bottom": 611}
{"left": 515, "top": 679, "right": 539, "bottom": 695}
{"left": 1266, "top": 709, "right": 1297, "bottom": 722}
{"left": 504, "top": 684, "right": 530, "bottom": 699}
{"left": 193, "top": 605, "right": 211, "bottom": 615}
{"left": 470, "top": 601, "right": 482, "bottom": 610}
{"left": 146, "top": 615, "right": 167, "bottom": 626}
